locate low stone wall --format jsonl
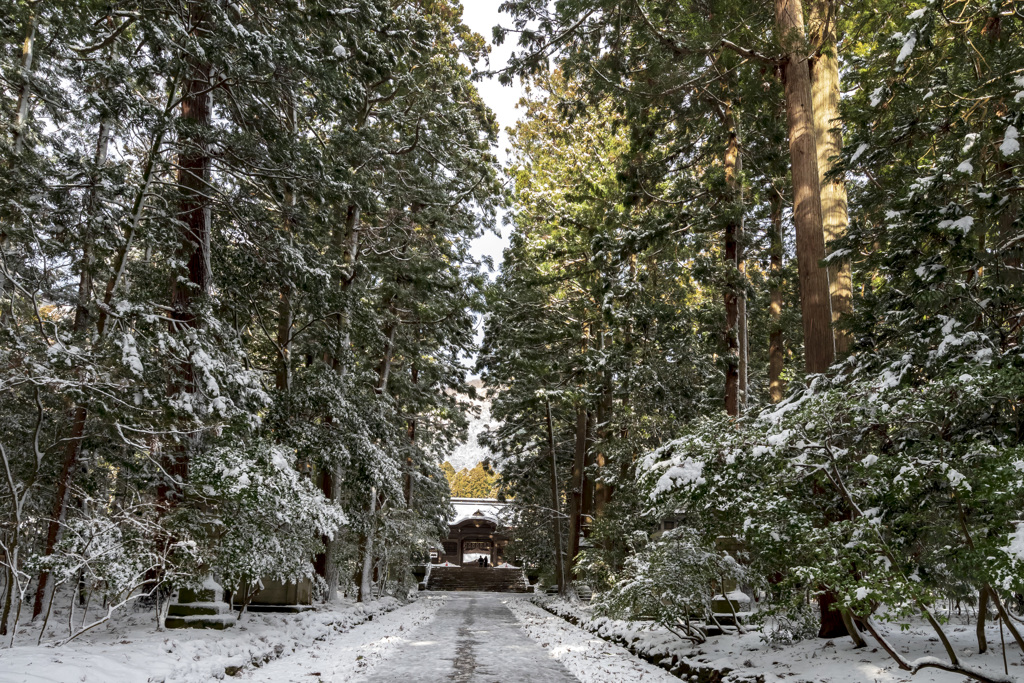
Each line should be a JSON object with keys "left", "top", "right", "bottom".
{"left": 532, "top": 597, "right": 764, "bottom": 683}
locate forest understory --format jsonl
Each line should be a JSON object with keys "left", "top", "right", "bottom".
{"left": 2, "top": 0, "right": 1023, "bottom": 681}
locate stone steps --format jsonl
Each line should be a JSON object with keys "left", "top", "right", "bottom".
{"left": 426, "top": 567, "right": 530, "bottom": 593}
{"left": 166, "top": 580, "right": 236, "bottom": 630}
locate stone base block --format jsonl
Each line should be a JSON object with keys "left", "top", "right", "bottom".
{"left": 165, "top": 613, "right": 235, "bottom": 630}
{"left": 243, "top": 604, "right": 314, "bottom": 614}
{"left": 234, "top": 577, "right": 312, "bottom": 607}
{"left": 168, "top": 601, "right": 229, "bottom": 617}
{"left": 179, "top": 577, "right": 225, "bottom": 604}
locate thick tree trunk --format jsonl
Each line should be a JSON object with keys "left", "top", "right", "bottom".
{"left": 33, "top": 120, "right": 112, "bottom": 618}
{"left": 809, "top": 0, "right": 852, "bottom": 355}
{"left": 581, "top": 409, "right": 596, "bottom": 530}
{"left": 169, "top": 82, "right": 212, "bottom": 328}
{"left": 593, "top": 330, "right": 612, "bottom": 515}
{"left": 568, "top": 406, "right": 586, "bottom": 580}
{"left": 374, "top": 238, "right": 408, "bottom": 396}
{"left": 723, "top": 108, "right": 742, "bottom": 416}
{"left": 376, "top": 319, "right": 398, "bottom": 394}
{"left": 545, "top": 401, "right": 565, "bottom": 595}
{"left": 818, "top": 587, "right": 850, "bottom": 638}
{"left": 358, "top": 487, "right": 377, "bottom": 602}
{"left": 319, "top": 205, "right": 361, "bottom": 599}
{"left": 404, "top": 422, "right": 415, "bottom": 506}
{"left": 163, "top": 4, "right": 213, "bottom": 509}
{"left": 329, "top": 204, "right": 362, "bottom": 374}
{"left": 276, "top": 280, "right": 293, "bottom": 392}
{"left": 769, "top": 193, "right": 786, "bottom": 403}
{"left": 404, "top": 362, "right": 418, "bottom": 507}
{"left": 738, "top": 269, "right": 748, "bottom": 410}
{"left": 276, "top": 84, "right": 297, "bottom": 391}
{"left": 313, "top": 468, "right": 333, "bottom": 580}
{"left": 775, "top": 0, "right": 835, "bottom": 374}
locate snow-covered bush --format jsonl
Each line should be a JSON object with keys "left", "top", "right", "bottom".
{"left": 595, "top": 527, "right": 744, "bottom": 642}
{"left": 756, "top": 605, "right": 820, "bottom": 646}
{"left": 179, "top": 440, "right": 348, "bottom": 595}
{"left": 643, "top": 335, "right": 1024, "bottom": 672}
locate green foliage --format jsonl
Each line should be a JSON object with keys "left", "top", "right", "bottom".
{"left": 594, "top": 527, "right": 744, "bottom": 636}
{"left": 488, "top": 2, "right": 1024, "bottom": 674}
{"left": 0, "top": 0, "right": 498, "bottom": 635}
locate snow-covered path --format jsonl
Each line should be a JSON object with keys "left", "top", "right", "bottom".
{"left": 240, "top": 595, "right": 447, "bottom": 683}
{"left": 357, "top": 592, "right": 578, "bottom": 683}
{"left": 251, "top": 592, "right": 678, "bottom": 683}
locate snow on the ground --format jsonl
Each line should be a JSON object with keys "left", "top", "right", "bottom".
{"left": 696, "top": 625, "right": 1022, "bottom": 683}
{"left": 505, "top": 597, "right": 678, "bottom": 683}
{"left": 536, "top": 597, "right": 1024, "bottom": 683}
{"left": 0, "top": 596, "right": 417, "bottom": 683}
{"left": 241, "top": 594, "right": 447, "bottom": 682}
{"left": 6, "top": 589, "right": 1020, "bottom": 683}
{"left": 356, "top": 592, "right": 577, "bottom": 683}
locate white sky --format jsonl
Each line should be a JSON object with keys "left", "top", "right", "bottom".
{"left": 459, "top": 2, "right": 528, "bottom": 369}
{"left": 461, "top": 2, "right": 525, "bottom": 272}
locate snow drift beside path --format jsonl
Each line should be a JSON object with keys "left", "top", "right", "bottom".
{"left": 505, "top": 597, "right": 677, "bottom": 683}
{"left": 532, "top": 597, "right": 1023, "bottom": 683}
{"left": 242, "top": 595, "right": 447, "bottom": 682}
{"left": 0, "top": 597, "right": 411, "bottom": 683}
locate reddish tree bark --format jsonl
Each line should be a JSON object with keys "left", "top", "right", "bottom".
{"left": 769, "top": 193, "right": 786, "bottom": 404}
{"left": 775, "top": 0, "right": 835, "bottom": 374}
{"left": 162, "top": 1, "right": 214, "bottom": 510}
{"left": 809, "top": 0, "right": 852, "bottom": 355}
{"left": 723, "top": 106, "right": 743, "bottom": 416}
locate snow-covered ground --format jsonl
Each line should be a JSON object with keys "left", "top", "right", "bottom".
{"left": 241, "top": 595, "right": 447, "bottom": 682}
{"left": 4, "top": 589, "right": 1020, "bottom": 683}
{"left": 357, "top": 592, "right": 577, "bottom": 682}
{"left": 0, "top": 596, "right": 416, "bottom": 683}
{"left": 506, "top": 598, "right": 678, "bottom": 683}
{"left": 534, "top": 597, "right": 1024, "bottom": 683}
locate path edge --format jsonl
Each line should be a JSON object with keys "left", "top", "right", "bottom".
{"left": 222, "top": 599, "right": 406, "bottom": 679}
{"left": 529, "top": 597, "right": 765, "bottom": 683}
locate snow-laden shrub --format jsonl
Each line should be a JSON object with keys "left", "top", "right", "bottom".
{"left": 756, "top": 604, "right": 819, "bottom": 646}
{"left": 642, "top": 332, "right": 1024, "bottom": 650}
{"left": 175, "top": 440, "right": 347, "bottom": 595}
{"left": 595, "top": 527, "right": 744, "bottom": 643}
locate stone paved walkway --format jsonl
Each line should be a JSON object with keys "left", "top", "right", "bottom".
{"left": 358, "top": 592, "right": 578, "bottom": 683}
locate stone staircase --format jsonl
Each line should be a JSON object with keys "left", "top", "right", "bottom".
{"left": 165, "top": 578, "right": 235, "bottom": 630}
{"left": 426, "top": 566, "right": 531, "bottom": 593}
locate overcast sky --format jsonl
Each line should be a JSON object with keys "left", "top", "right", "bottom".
{"left": 460, "top": 2, "right": 525, "bottom": 273}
